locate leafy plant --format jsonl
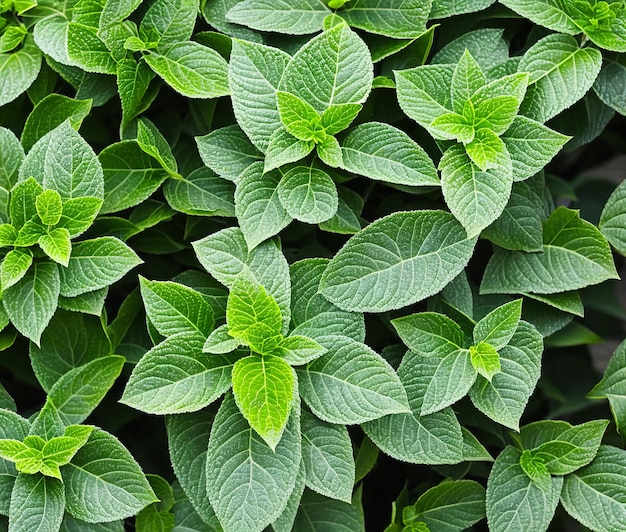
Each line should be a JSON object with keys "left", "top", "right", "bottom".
{"left": 1, "top": 0, "right": 626, "bottom": 530}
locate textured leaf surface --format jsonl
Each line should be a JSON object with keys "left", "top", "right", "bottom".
{"left": 164, "top": 167, "right": 235, "bottom": 217}
{"left": 277, "top": 166, "right": 338, "bottom": 224}
{"left": 293, "top": 490, "right": 364, "bottom": 531}
{"left": 206, "top": 393, "right": 300, "bottom": 532}
{"left": 392, "top": 312, "right": 465, "bottom": 358}
{"left": 320, "top": 210, "right": 476, "bottom": 312}
{"left": 9, "top": 474, "right": 64, "bottom": 532}
{"left": 339, "top": 0, "right": 430, "bottom": 39}
{"left": 600, "top": 179, "right": 626, "bottom": 256}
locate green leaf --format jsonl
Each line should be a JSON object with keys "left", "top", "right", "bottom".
{"left": 20, "top": 121, "right": 104, "bottom": 201}
{"left": 39, "top": 227, "right": 72, "bottom": 266}
{"left": 391, "top": 312, "right": 464, "bottom": 358}
{"left": 340, "top": 122, "right": 439, "bottom": 186}
{"left": 117, "top": 57, "right": 156, "bottom": 129}
{"left": 165, "top": 411, "right": 219, "bottom": 525}
{"left": 9, "top": 177, "right": 42, "bottom": 229}
{"left": 63, "top": 428, "right": 157, "bottom": 522}
{"left": 20, "top": 94, "right": 92, "bottom": 153}
{"left": 407, "top": 480, "right": 486, "bottom": 531}
{"left": 228, "top": 40, "right": 291, "bottom": 153}
{"left": 338, "top": 0, "right": 429, "bottom": 38}
{"left": 469, "top": 342, "right": 500, "bottom": 381}
{"left": 432, "top": 28, "right": 507, "bottom": 70}
{"left": 140, "top": 277, "right": 215, "bottom": 338}
{"left": 590, "top": 339, "right": 626, "bottom": 431}
{"left": 193, "top": 227, "right": 291, "bottom": 333}
{"left": 47, "top": 356, "right": 124, "bottom": 426}
{"left": 481, "top": 207, "right": 618, "bottom": 294}
{"left": 293, "top": 489, "right": 364, "bottom": 531}
{"left": 519, "top": 449, "right": 552, "bottom": 491}
{"left": 430, "top": 111, "right": 475, "bottom": 143}
{"left": 272, "top": 461, "right": 306, "bottom": 532}
{"left": 451, "top": 50, "right": 486, "bottom": 113}
{"left": 66, "top": 23, "right": 116, "bottom": 74}
{"left": 164, "top": 167, "right": 235, "bottom": 217}
{"left": 29, "top": 310, "right": 111, "bottom": 392}
{"left": 473, "top": 299, "right": 522, "bottom": 350}
{"left": 3, "top": 259, "right": 59, "bottom": 344}
{"left": 486, "top": 446, "right": 563, "bottom": 532}
{"left": 497, "top": 0, "right": 580, "bottom": 34}
{"left": 226, "top": 0, "right": 330, "bottom": 34}
{"left": 297, "top": 335, "right": 410, "bottom": 424}
{"left": 320, "top": 103, "right": 362, "bottom": 136}
{"left": 0, "top": 36, "right": 41, "bottom": 107}
{"left": 1, "top": 248, "right": 32, "bottom": 290}
{"left": 99, "top": 140, "right": 169, "bottom": 214}
{"left": 144, "top": 42, "right": 229, "bottom": 99}
{"left": 9, "top": 474, "right": 64, "bottom": 531}
{"left": 600, "top": 179, "right": 626, "bottom": 255}
{"left": 264, "top": 128, "right": 315, "bottom": 172}
{"left": 277, "top": 166, "right": 338, "bottom": 224}
{"left": 206, "top": 392, "right": 301, "bottom": 532}
{"left": 35, "top": 189, "right": 63, "bottom": 226}
{"left": 464, "top": 128, "right": 509, "bottom": 172}
{"left": 518, "top": 34, "right": 603, "bottom": 123}
{"left": 0, "top": 127, "right": 23, "bottom": 191}
{"left": 277, "top": 91, "right": 325, "bottom": 142}
{"left": 279, "top": 23, "right": 373, "bottom": 114}
{"left": 58, "top": 236, "right": 142, "bottom": 297}
{"left": 300, "top": 409, "right": 354, "bottom": 502}
{"left": 501, "top": 116, "right": 570, "bottom": 182}
{"left": 274, "top": 334, "right": 326, "bottom": 365}
{"left": 232, "top": 355, "right": 294, "bottom": 449}
{"left": 469, "top": 321, "right": 543, "bottom": 430}
{"left": 196, "top": 125, "right": 262, "bottom": 182}
{"left": 203, "top": 324, "right": 241, "bottom": 354}
{"left": 321, "top": 210, "right": 476, "bottom": 312}
{"left": 430, "top": 0, "right": 495, "bottom": 18}
{"left": 235, "top": 162, "right": 292, "bottom": 250}
{"left": 594, "top": 58, "right": 626, "bottom": 116}
{"left": 560, "top": 445, "right": 626, "bottom": 532}
{"left": 519, "top": 419, "right": 609, "bottom": 475}
{"left": 135, "top": 118, "right": 179, "bottom": 178}
{"left": 140, "top": 0, "right": 197, "bottom": 47}
{"left": 121, "top": 332, "right": 235, "bottom": 414}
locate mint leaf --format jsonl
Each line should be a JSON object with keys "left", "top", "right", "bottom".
{"left": 203, "top": 324, "right": 241, "bottom": 354}
{"left": 600, "top": 178, "right": 626, "bottom": 255}
{"left": 38, "top": 227, "right": 71, "bottom": 266}
{"left": 293, "top": 490, "right": 364, "bottom": 531}
{"left": 63, "top": 428, "right": 157, "bottom": 523}
{"left": 451, "top": 50, "right": 486, "bottom": 113}
{"left": 9, "top": 177, "right": 42, "bottom": 229}
{"left": 144, "top": 42, "right": 229, "bottom": 99}
{"left": 430, "top": 0, "right": 495, "bottom": 18}
{"left": 481, "top": 207, "right": 618, "bottom": 294}
{"left": 320, "top": 103, "right": 361, "bottom": 135}
{"left": 519, "top": 450, "right": 552, "bottom": 491}
{"left": 1, "top": 248, "right": 32, "bottom": 290}
{"left": 58, "top": 236, "right": 142, "bottom": 297}
{"left": 66, "top": 23, "right": 116, "bottom": 74}
{"left": 430, "top": 111, "right": 475, "bottom": 143}
{"left": 140, "top": 0, "right": 197, "bottom": 47}
{"left": 277, "top": 165, "right": 338, "bottom": 224}
{"left": 117, "top": 57, "right": 156, "bottom": 129}
{"left": 498, "top": 0, "right": 580, "bottom": 34}
{"left": 320, "top": 210, "right": 476, "bottom": 312}
{"left": 3, "top": 259, "right": 59, "bottom": 344}
{"left": 277, "top": 91, "right": 325, "bottom": 142}
{"left": 465, "top": 128, "right": 509, "bottom": 171}
{"left": 140, "top": 277, "right": 215, "bottom": 338}
{"left": 473, "top": 299, "right": 522, "bottom": 350}
{"left": 264, "top": 127, "right": 315, "bottom": 172}
{"left": 0, "top": 127, "right": 23, "bottom": 191}
{"left": 341, "top": 122, "right": 439, "bottom": 186}
{"left": 297, "top": 335, "right": 410, "bottom": 424}
{"left": 232, "top": 355, "right": 294, "bottom": 449}
{"left": 135, "top": 118, "right": 179, "bottom": 178}
{"left": 9, "top": 474, "right": 64, "bottom": 531}
{"left": 206, "top": 392, "right": 301, "bottom": 532}
{"left": 164, "top": 167, "right": 235, "bottom": 217}
{"left": 0, "top": 37, "right": 41, "bottom": 108}
{"left": 226, "top": 0, "right": 330, "bottom": 35}
{"left": 121, "top": 333, "right": 235, "bottom": 414}
{"left": 392, "top": 312, "right": 465, "bottom": 358}
{"left": 274, "top": 335, "right": 326, "bottom": 365}
{"left": 594, "top": 58, "right": 626, "bottom": 116}
{"left": 486, "top": 446, "right": 563, "bottom": 532}
{"left": 279, "top": 23, "right": 372, "bottom": 114}
{"left": 339, "top": 0, "right": 430, "bottom": 38}
{"left": 432, "top": 28, "right": 507, "bottom": 70}
{"left": 469, "top": 342, "right": 501, "bottom": 381}
{"left": 35, "top": 189, "right": 63, "bottom": 226}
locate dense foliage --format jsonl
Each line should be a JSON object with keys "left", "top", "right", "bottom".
{"left": 1, "top": 0, "right": 626, "bottom": 530}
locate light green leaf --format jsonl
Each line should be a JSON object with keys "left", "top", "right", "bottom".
{"left": 520, "top": 419, "right": 609, "bottom": 475}
{"left": 338, "top": 0, "right": 429, "bottom": 38}
{"left": 235, "top": 162, "right": 292, "bottom": 250}
{"left": 407, "top": 480, "right": 486, "bottom": 531}
{"left": 297, "top": 335, "right": 410, "bottom": 424}
{"left": 66, "top": 23, "right": 116, "bottom": 74}
{"left": 0, "top": 36, "right": 41, "bottom": 107}
{"left": 293, "top": 489, "right": 364, "bottom": 531}
{"left": 320, "top": 103, "right": 362, "bottom": 136}
{"left": 144, "top": 41, "right": 229, "bottom": 99}
{"left": 196, "top": 125, "right": 262, "bottom": 182}
{"left": 486, "top": 446, "right": 563, "bottom": 532}
{"left": 203, "top": 324, "right": 241, "bottom": 354}
{"left": 9, "top": 177, "right": 42, "bottom": 229}
{"left": 277, "top": 166, "right": 338, "bottom": 224}
{"left": 165, "top": 411, "right": 219, "bottom": 526}
{"left": 228, "top": 40, "right": 291, "bottom": 153}
{"left": 206, "top": 392, "right": 301, "bottom": 532}
{"left": 117, "top": 57, "right": 156, "bottom": 129}
{"left": 429, "top": 111, "right": 475, "bottom": 143}
{"left": 589, "top": 339, "right": 626, "bottom": 431}
{"left": 63, "top": 428, "right": 157, "bottom": 523}
{"left": 58, "top": 287, "right": 108, "bottom": 316}
{"left": 340, "top": 122, "right": 439, "bottom": 186}
{"left": 391, "top": 312, "right": 465, "bottom": 358}
{"left": 140, "top": 0, "right": 197, "bottom": 47}
{"left": 39, "top": 227, "right": 71, "bottom": 266}
{"left": 277, "top": 91, "right": 325, "bottom": 142}
{"left": 279, "top": 23, "right": 373, "bottom": 113}
{"left": 20, "top": 121, "right": 104, "bottom": 201}
{"left": 226, "top": 0, "right": 330, "bottom": 34}
{"left": 519, "top": 449, "right": 552, "bottom": 491}
{"left": 136, "top": 118, "right": 179, "bottom": 177}
{"left": 121, "top": 332, "right": 235, "bottom": 414}
{"left": 518, "top": 34, "right": 602, "bottom": 123}
{"left": 1, "top": 248, "right": 32, "bottom": 290}
{"left": 497, "top": 0, "right": 579, "bottom": 34}
{"left": 232, "top": 355, "right": 294, "bottom": 449}
{"left": 469, "top": 321, "right": 542, "bottom": 430}
{"left": 58, "top": 236, "right": 142, "bottom": 297}
{"left": 164, "top": 167, "right": 235, "bottom": 217}
{"left": 201, "top": 0, "right": 262, "bottom": 40}
{"left": 264, "top": 128, "right": 315, "bottom": 172}
{"left": 140, "top": 277, "right": 215, "bottom": 338}
{"left": 3, "top": 260, "right": 59, "bottom": 344}
{"left": 9, "top": 474, "right": 64, "bottom": 531}
{"left": 451, "top": 50, "right": 486, "bottom": 113}
{"left": 99, "top": 140, "right": 168, "bottom": 214}
{"left": 473, "top": 299, "right": 522, "bottom": 350}
{"left": 318, "top": 185, "right": 362, "bottom": 235}
{"left": 320, "top": 210, "right": 476, "bottom": 312}
{"left": 465, "top": 128, "right": 509, "bottom": 171}
{"left": 469, "top": 342, "right": 500, "bottom": 381}
{"left": 192, "top": 226, "right": 291, "bottom": 333}
{"left": 501, "top": 116, "right": 570, "bottom": 181}
{"left": 316, "top": 134, "right": 344, "bottom": 168}
{"left": 481, "top": 207, "right": 618, "bottom": 295}
{"left": 35, "top": 190, "right": 63, "bottom": 226}
{"left": 274, "top": 335, "right": 326, "bottom": 365}
{"left": 560, "top": 445, "right": 626, "bottom": 532}
{"left": 20, "top": 94, "right": 92, "bottom": 153}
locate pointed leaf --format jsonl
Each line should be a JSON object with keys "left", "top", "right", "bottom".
{"left": 392, "top": 312, "right": 465, "bottom": 359}
{"left": 1, "top": 248, "right": 33, "bottom": 290}
{"left": 9, "top": 474, "right": 64, "bottom": 531}
{"left": 277, "top": 166, "right": 338, "bottom": 224}
{"left": 473, "top": 299, "right": 522, "bottom": 350}
{"left": 39, "top": 227, "right": 72, "bottom": 266}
